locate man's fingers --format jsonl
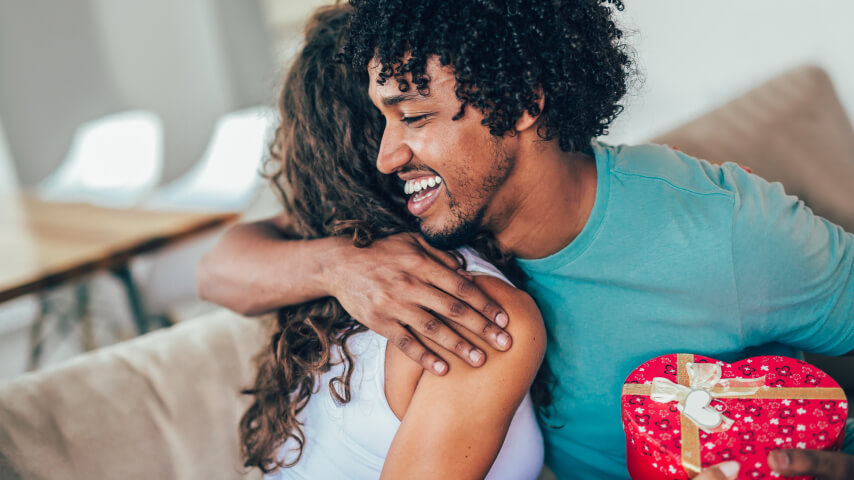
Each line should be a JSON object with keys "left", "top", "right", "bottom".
{"left": 696, "top": 461, "right": 740, "bottom": 480}
{"left": 390, "top": 325, "right": 448, "bottom": 375}
{"left": 427, "top": 263, "right": 510, "bottom": 329}
{"left": 408, "top": 234, "right": 509, "bottom": 329}
{"left": 769, "top": 449, "right": 854, "bottom": 479}
{"left": 401, "top": 307, "right": 487, "bottom": 367}
{"left": 411, "top": 234, "right": 462, "bottom": 270}
{"left": 414, "top": 282, "right": 512, "bottom": 353}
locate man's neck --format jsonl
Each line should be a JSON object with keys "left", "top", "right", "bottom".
{"left": 487, "top": 140, "right": 598, "bottom": 260}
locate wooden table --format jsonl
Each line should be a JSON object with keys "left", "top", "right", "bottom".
{"left": 0, "top": 193, "right": 238, "bottom": 336}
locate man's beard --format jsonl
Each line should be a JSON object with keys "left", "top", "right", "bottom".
{"left": 420, "top": 205, "right": 487, "bottom": 250}
{"left": 419, "top": 140, "right": 512, "bottom": 250}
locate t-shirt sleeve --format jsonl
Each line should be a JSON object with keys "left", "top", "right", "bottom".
{"left": 727, "top": 163, "right": 854, "bottom": 355}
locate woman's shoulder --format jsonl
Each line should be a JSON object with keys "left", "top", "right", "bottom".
{"left": 383, "top": 257, "right": 545, "bottom": 418}
{"left": 380, "top": 255, "right": 546, "bottom": 479}
{"left": 466, "top": 273, "right": 545, "bottom": 372}
{"left": 455, "top": 245, "right": 543, "bottom": 345}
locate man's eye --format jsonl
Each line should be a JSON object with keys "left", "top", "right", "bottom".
{"left": 401, "top": 114, "right": 428, "bottom": 125}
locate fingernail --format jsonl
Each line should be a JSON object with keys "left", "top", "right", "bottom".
{"left": 434, "top": 361, "right": 447, "bottom": 374}
{"left": 768, "top": 450, "right": 790, "bottom": 471}
{"left": 497, "top": 332, "right": 510, "bottom": 349}
{"left": 717, "top": 461, "right": 739, "bottom": 479}
{"left": 469, "top": 349, "right": 484, "bottom": 365}
{"left": 495, "top": 312, "right": 508, "bottom": 328}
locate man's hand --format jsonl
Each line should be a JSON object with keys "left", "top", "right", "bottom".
{"left": 323, "top": 233, "right": 512, "bottom": 375}
{"left": 694, "top": 449, "right": 854, "bottom": 480}
{"left": 767, "top": 449, "right": 854, "bottom": 479}
{"left": 694, "top": 461, "right": 740, "bottom": 480}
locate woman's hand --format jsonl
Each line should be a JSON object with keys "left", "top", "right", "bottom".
{"left": 324, "top": 233, "right": 512, "bottom": 375}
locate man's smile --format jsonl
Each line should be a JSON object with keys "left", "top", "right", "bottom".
{"left": 403, "top": 174, "right": 444, "bottom": 216}
{"left": 403, "top": 175, "right": 443, "bottom": 195}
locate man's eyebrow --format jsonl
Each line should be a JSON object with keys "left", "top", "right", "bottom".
{"left": 380, "top": 92, "right": 429, "bottom": 107}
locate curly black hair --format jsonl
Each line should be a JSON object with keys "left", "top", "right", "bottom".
{"left": 345, "top": 0, "right": 631, "bottom": 154}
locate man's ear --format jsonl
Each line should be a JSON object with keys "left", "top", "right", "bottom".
{"left": 514, "top": 86, "right": 545, "bottom": 132}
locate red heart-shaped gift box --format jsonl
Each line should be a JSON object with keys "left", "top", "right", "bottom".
{"left": 621, "top": 354, "right": 847, "bottom": 479}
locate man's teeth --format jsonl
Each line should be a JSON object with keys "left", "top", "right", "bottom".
{"left": 404, "top": 175, "right": 442, "bottom": 195}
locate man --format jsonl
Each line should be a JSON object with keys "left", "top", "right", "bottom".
{"left": 200, "top": 1, "right": 854, "bottom": 478}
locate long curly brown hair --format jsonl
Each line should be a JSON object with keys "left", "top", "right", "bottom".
{"left": 239, "top": 4, "right": 552, "bottom": 474}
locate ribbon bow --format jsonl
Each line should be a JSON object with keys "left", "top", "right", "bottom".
{"left": 650, "top": 362, "right": 766, "bottom": 432}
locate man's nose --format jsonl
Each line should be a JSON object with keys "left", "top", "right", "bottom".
{"left": 376, "top": 127, "right": 411, "bottom": 174}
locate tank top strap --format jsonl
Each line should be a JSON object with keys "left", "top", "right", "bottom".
{"left": 455, "top": 246, "right": 514, "bottom": 287}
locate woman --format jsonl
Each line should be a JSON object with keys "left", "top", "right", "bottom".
{"left": 236, "top": 5, "right": 548, "bottom": 479}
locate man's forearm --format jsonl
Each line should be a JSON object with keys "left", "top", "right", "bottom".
{"left": 197, "top": 220, "right": 343, "bottom": 316}
{"left": 198, "top": 222, "right": 514, "bottom": 371}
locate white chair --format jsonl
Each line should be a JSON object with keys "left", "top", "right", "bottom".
{"left": 132, "top": 107, "right": 275, "bottom": 321}
{"left": 143, "top": 106, "right": 274, "bottom": 212}
{"left": 0, "top": 116, "right": 19, "bottom": 194}
{"left": 38, "top": 110, "right": 164, "bottom": 207}
{"left": 29, "top": 111, "right": 163, "bottom": 351}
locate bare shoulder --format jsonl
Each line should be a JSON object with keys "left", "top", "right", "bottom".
{"left": 380, "top": 275, "right": 545, "bottom": 479}
{"left": 416, "top": 273, "right": 545, "bottom": 384}
{"left": 384, "top": 274, "right": 545, "bottom": 419}
{"left": 457, "top": 275, "right": 545, "bottom": 373}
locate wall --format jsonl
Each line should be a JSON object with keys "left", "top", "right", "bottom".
{"left": 0, "top": 0, "right": 275, "bottom": 186}
{"left": 0, "top": 0, "right": 121, "bottom": 185}
{"left": 259, "top": 1, "right": 854, "bottom": 147}
{"left": 607, "top": 0, "right": 854, "bottom": 144}
{"left": 3, "top": 1, "right": 852, "bottom": 186}
{"left": 0, "top": 116, "right": 17, "bottom": 192}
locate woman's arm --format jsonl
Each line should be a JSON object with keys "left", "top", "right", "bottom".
{"left": 196, "top": 216, "right": 515, "bottom": 372}
{"left": 382, "top": 275, "right": 546, "bottom": 480}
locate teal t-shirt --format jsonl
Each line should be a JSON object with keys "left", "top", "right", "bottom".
{"left": 516, "top": 141, "right": 854, "bottom": 479}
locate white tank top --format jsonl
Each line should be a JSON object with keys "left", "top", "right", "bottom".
{"left": 266, "top": 247, "right": 544, "bottom": 479}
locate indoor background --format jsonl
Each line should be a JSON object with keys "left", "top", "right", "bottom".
{"left": 1, "top": 0, "right": 853, "bottom": 378}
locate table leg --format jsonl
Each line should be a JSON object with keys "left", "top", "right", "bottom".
{"left": 75, "top": 283, "right": 96, "bottom": 351}
{"left": 27, "top": 295, "right": 51, "bottom": 370}
{"left": 112, "top": 265, "right": 149, "bottom": 335}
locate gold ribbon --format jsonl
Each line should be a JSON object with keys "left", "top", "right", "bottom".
{"left": 650, "top": 360, "right": 766, "bottom": 433}
{"left": 622, "top": 354, "right": 847, "bottom": 477}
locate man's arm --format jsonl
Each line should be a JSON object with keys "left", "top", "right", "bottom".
{"left": 197, "top": 215, "right": 513, "bottom": 373}
{"left": 381, "top": 276, "right": 545, "bottom": 479}
{"left": 197, "top": 215, "right": 332, "bottom": 316}
{"left": 726, "top": 163, "right": 854, "bottom": 356}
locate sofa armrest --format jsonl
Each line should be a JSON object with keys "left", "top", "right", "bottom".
{"left": 0, "top": 310, "right": 268, "bottom": 480}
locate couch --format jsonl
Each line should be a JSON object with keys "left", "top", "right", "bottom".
{"left": 1, "top": 65, "right": 853, "bottom": 480}
{"left": 0, "top": 311, "right": 267, "bottom": 480}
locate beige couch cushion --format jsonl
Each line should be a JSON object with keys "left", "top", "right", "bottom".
{"left": 652, "top": 65, "right": 854, "bottom": 233}
{"left": 0, "top": 311, "right": 268, "bottom": 480}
